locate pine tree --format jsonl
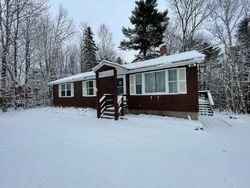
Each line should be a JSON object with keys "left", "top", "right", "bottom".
{"left": 81, "top": 26, "right": 97, "bottom": 72}
{"left": 120, "top": 0, "right": 169, "bottom": 61}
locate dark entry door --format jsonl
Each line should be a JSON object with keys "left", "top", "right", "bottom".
{"left": 117, "top": 78, "right": 124, "bottom": 95}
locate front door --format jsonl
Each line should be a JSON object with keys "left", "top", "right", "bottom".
{"left": 117, "top": 77, "right": 124, "bottom": 95}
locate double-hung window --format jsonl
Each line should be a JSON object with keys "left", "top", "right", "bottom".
{"left": 168, "top": 69, "right": 178, "bottom": 93}
{"left": 145, "top": 71, "right": 165, "bottom": 93}
{"left": 82, "top": 80, "right": 96, "bottom": 96}
{"left": 168, "top": 68, "right": 187, "bottom": 93}
{"left": 59, "top": 83, "right": 74, "bottom": 97}
{"left": 130, "top": 74, "right": 142, "bottom": 94}
{"left": 178, "top": 68, "right": 186, "bottom": 93}
{"left": 135, "top": 74, "right": 142, "bottom": 94}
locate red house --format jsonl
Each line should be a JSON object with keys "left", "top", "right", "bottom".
{"left": 49, "top": 50, "right": 205, "bottom": 120}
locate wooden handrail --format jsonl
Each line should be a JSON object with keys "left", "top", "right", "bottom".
{"left": 118, "top": 95, "right": 124, "bottom": 117}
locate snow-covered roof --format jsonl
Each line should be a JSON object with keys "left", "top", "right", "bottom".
{"left": 48, "top": 50, "right": 204, "bottom": 85}
{"left": 92, "top": 60, "right": 128, "bottom": 72}
{"left": 48, "top": 71, "right": 95, "bottom": 85}
{"left": 123, "top": 50, "right": 204, "bottom": 71}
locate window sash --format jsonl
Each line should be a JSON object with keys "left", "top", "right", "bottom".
{"left": 83, "top": 80, "right": 96, "bottom": 96}
{"left": 59, "top": 83, "right": 73, "bottom": 97}
{"left": 168, "top": 69, "right": 177, "bottom": 93}
{"left": 145, "top": 71, "right": 165, "bottom": 93}
{"left": 135, "top": 74, "right": 142, "bottom": 94}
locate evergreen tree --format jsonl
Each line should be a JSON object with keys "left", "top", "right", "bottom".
{"left": 81, "top": 26, "right": 97, "bottom": 72}
{"left": 120, "top": 0, "right": 169, "bottom": 61}
{"left": 237, "top": 17, "right": 250, "bottom": 63}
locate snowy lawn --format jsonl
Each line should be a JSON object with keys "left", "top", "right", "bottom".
{"left": 0, "top": 107, "right": 250, "bottom": 188}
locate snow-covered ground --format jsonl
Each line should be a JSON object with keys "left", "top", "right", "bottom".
{"left": 0, "top": 107, "right": 249, "bottom": 188}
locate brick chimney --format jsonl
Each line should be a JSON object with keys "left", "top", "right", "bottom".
{"left": 160, "top": 45, "right": 168, "bottom": 56}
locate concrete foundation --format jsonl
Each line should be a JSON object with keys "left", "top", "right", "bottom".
{"left": 127, "top": 109, "right": 198, "bottom": 120}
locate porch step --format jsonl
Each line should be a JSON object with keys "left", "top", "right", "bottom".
{"left": 100, "top": 114, "right": 114, "bottom": 119}
{"left": 103, "top": 111, "right": 115, "bottom": 116}
{"left": 106, "top": 106, "right": 115, "bottom": 111}
{"left": 199, "top": 103, "right": 213, "bottom": 116}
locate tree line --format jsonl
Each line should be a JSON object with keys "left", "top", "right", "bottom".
{"left": 0, "top": 0, "right": 119, "bottom": 112}
{"left": 120, "top": 0, "right": 249, "bottom": 113}
{"left": 0, "top": 0, "right": 249, "bottom": 113}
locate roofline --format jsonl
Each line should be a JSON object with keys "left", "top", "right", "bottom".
{"left": 48, "top": 72, "right": 95, "bottom": 86}
{"left": 48, "top": 51, "right": 205, "bottom": 85}
{"left": 127, "top": 57, "right": 204, "bottom": 74}
{"left": 92, "top": 60, "right": 128, "bottom": 72}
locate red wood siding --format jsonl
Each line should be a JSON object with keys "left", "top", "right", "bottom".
{"left": 52, "top": 66, "right": 199, "bottom": 113}
{"left": 53, "top": 81, "right": 96, "bottom": 108}
{"left": 126, "top": 66, "right": 199, "bottom": 112}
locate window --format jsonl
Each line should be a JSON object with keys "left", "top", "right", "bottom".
{"left": 135, "top": 74, "right": 142, "bottom": 94}
{"left": 82, "top": 80, "right": 96, "bottom": 96}
{"left": 129, "top": 67, "right": 187, "bottom": 95}
{"left": 178, "top": 68, "right": 186, "bottom": 93}
{"left": 117, "top": 78, "right": 124, "bottom": 95}
{"left": 130, "top": 74, "right": 142, "bottom": 95}
{"left": 168, "top": 69, "right": 177, "bottom": 93}
{"left": 145, "top": 71, "right": 165, "bottom": 93}
{"left": 59, "top": 83, "right": 74, "bottom": 97}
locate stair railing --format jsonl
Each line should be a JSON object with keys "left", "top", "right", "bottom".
{"left": 117, "top": 95, "right": 124, "bottom": 117}
{"left": 98, "top": 94, "right": 114, "bottom": 118}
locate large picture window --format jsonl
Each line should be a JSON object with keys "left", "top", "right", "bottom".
{"left": 82, "top": 80, "right": 96, "bottom": 96}
{"left": 145, "top": 71, "right": 165, "bottom": 93}
{"left": 59, "top": 83, "right": 74, "bottom": 97}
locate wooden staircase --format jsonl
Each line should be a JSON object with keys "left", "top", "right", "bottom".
{"left": 199, "top": 100, "right": 213, "bottom": 116}
{"left": 198, "top": 90, "right": 214, "bottom": 116}
{"left": 98, "top": 94, "right": 125, "bottom": 120}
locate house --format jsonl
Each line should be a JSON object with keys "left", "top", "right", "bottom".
{"left": 48, "top": 50, "right": 205, "bottom": 120}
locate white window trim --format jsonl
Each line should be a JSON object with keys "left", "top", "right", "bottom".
{"left": 168, "top": 68, "right": 178, "bottom": 94}
{"left": 58, "top": 83, "right": 74, "bottom": 98}
{"left": 129, "top": 67, "right": 187, "bottom": 96}
{"left": 130, "top": 73, "right": 143, "bottom": 95}
{"left": 129, "top": 74, "right": 135, "bottom": 95}
{"left": 82, "top": 80, "right": 96, "bottom": 97}
{"left": 178, "top": 67, "right": 187, "bottom": 94}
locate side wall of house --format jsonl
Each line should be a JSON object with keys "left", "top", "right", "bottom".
{"left": 53, "top": 81, "right": 96, "bottom": 108}
{"left": 126, "top": 66, "right": 199, "bottom": 114}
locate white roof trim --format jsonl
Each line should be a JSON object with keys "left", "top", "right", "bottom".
{"left": 127, "top": 59, "right": 202, "bottom": 74}
{"left": 48, "top": 71, "right": 95, "bottom": 85}
{"left": 92, "top": 60, "right": 128, "bottom": 72}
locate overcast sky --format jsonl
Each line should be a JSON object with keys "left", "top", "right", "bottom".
{"left": 51, "top": 0, "right": 168, "bottom": 62}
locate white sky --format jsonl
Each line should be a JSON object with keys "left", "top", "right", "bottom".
{"left": 51, "top": 0, "right": 168, "bottom": 62}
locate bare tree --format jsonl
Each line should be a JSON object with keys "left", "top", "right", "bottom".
{"left": 36, "top": 5, "right": 74, "bottom": 105}
{"left": 167, "top": 0, "right": 213, "bottom": 51}
{"left": 208, "top": 0, "right": 247, "bottom": 113}
{"left": 0, "top": 0, "right": 16, "bottom": 112}
{"left": 163, "top": 22, "right": 181, "bottom": 54}
{"left": 97, "top": 24, "right": 117, "bottom": 62}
